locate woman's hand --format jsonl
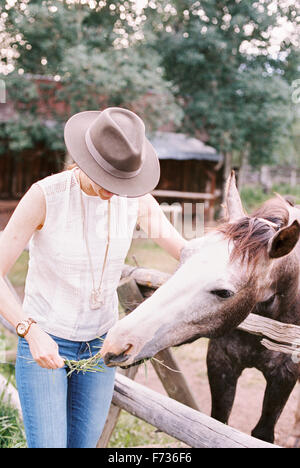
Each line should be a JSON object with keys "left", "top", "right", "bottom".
{"left": 25, "top": 325, "right": 65, "bottom": 369}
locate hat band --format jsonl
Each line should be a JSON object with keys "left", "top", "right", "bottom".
{"left": 85, "top": 129, "right": 142, "bottom": 179}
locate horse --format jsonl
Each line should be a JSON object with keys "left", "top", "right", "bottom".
{"left": 207, "top": 195, "right": 300, "bottom": 444}
{"left": 101, "top": 172, "right": 300, "bottom": 442}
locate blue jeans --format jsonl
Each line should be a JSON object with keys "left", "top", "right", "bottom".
{"left": 15, "top": 333, "right": 116, "bottom": 448}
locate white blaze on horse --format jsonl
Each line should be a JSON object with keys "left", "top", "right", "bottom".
{"left": 101, "top": 172, "right": 300, "bottom": 370}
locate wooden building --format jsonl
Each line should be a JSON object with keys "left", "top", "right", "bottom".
{"left": 149, "top": 132, "right": 223, "bottom": 221}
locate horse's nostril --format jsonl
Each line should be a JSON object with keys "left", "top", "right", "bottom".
{"left": 104, "top": 344, "right": 133, "bottom": 366}
{"left": 124, "top": 344, "right": 133, "bottom": 355}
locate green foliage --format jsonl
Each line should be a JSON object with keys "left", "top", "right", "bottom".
{"left": 0, "top": 372, "right": 25, "bottom": 449}
{"left": 0, "top": 403, "right": 26, "bottom": 448}
{"left": 241, "top": 183, "right": 300, "bottom": 213}
{"left": 144, "top": 0, "right": 300, "bottom": 167}
{"left": 59, "top": 43, "right": 182, "bottom": 131}
{"left": 0, "top": 0, "right": 182, "bottom": 155}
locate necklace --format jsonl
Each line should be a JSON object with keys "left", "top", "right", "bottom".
{"left": 78, "top": 170, "right": 111, "bottom": 310}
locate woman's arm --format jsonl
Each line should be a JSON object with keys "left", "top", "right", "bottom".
{"left": 137, "top": 194, "right": 188, "bottom": 261}
{"left": 0, "top": 184, "right": 64, "bottom": 369}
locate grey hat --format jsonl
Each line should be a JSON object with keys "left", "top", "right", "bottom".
{"left": 64, "top": 107, "right": 160, "bottom": 197}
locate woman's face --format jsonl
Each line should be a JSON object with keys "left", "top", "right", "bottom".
{"left": 89, "top": 179, "right": 114, "bottom": 200}
{"left": 79, "top": 169, "right": 114, "bottom": 200}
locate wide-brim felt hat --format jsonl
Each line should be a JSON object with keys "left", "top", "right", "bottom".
{"left": 64, "top": 107, "right": 160, "bottom": 198}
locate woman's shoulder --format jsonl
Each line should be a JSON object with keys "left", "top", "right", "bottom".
{"left": 34, "top": 169, "right": 72, "bottom": 197}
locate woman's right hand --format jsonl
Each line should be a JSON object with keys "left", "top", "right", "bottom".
{"left": 25, "top": 325, "right": 65, "bottom": 369}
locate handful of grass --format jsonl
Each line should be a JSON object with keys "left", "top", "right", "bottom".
{"left": 64, "top": 353, "right": 105, "bottom": 377}
{"left": 63, "top": 354, "right": 181, "bottom": 378}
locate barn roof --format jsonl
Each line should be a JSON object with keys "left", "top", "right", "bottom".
{"left": 149, "top": 131, "right": 222, "bottom": 162}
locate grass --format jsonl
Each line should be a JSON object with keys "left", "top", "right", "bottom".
{"left": 126, "top": 238, "right": 179, "bottom": 274}
{"left": 0, "top": 401, "right": 26, "bottom": 449}
{"left": 240, "top": 183, "right": 300, "bottom": 213}
{"left": 108, "top": 410, "right": 187, "bottom": 448}
{"left": 0, "top": 369, "right": 26, "bottom": 448}
{"left": 7, "top": 251, "right": 29, "bottom": 287}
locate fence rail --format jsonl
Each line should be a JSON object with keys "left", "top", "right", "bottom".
{"left": 113, "top": 373, "right": 277, "bottom": 448}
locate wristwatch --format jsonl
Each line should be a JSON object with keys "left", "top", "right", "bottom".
{"left": 16, "top": 318, "right": 37, "bottom": 338}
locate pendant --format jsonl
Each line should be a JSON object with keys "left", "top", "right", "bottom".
{"left": 90, "top": 289, "right": 104, "bottom": 310}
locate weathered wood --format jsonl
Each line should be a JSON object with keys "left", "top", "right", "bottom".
{"left": 152, "top": 189, "right": 220, "bottom": 201}
{"left": 260, "top": 339, "right": 300, "bottom": 356}
{"left": 238, "top": 314, "right": 300, "bottom": 354}
{"left": 121, "top": 265, "right": 171, "bottom": 290}
{"left": 121, "top": 265, "right": 300, "bottom": 356}
{"left": 0, "top": 374, "right": 22, "bottom": 419}
{"left": 151, "top": 349, "right": 199, "bottom": 411}
{"left": 117, "top": 276, "right": 145, "bottom": 313}
{"left": 113, "top": 373, "right": 278, "bottom": 448}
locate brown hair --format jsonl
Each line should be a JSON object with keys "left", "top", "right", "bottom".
{"left": 218, "top": 217, "right": 276, "bottom": 266}
{"left": 63, "top": 162, "right": 78, "bottom": 171}
{"left": 218, "top": 196, "right": 290, "bottom": 267}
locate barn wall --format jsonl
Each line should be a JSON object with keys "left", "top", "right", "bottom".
{"left": 0, "top": 150, "right": 65, "bottom": 199}
{"left": 155, "top": 159, "right": 222, "bottom": 221}
{"left": 156, "top": 159, "right": 220, "bottom": 193}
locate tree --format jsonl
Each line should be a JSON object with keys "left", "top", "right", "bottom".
{"left": 140, "top": 0, "right": 300, "bottom": 183}
{"left": 0, "top": 0, "right": 182, "bottom": 156}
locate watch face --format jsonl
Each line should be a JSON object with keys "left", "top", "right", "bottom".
{"left": 17, "top": 323, "right": 27, "bottom": 335}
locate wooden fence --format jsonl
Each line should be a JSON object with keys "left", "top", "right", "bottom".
{"left": 152, "top": 189, "right": 221, "bottom": 223}
{"left": 0, "top": 150, "right": 65, "bottom": 199}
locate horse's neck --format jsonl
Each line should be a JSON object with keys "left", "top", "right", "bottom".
{"left": 254, "top": 292, "right": 300, "bottom": 325}
{"left": 254, "top": 249, "right": 300, "bottom": 325}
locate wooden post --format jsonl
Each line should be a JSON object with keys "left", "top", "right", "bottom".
{"left": 151, "top": 349, "right": 199, "bottom": 411}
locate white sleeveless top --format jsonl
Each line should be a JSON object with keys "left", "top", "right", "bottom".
{"left": 22, "top": 167, "right": 139, "bottom": 341}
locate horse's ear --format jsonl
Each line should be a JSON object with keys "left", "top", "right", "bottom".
{"left": 224, "top": 170, "right": 247, "bottom": 222}
{"left": 268, "top": 220, "right": 300, "bottom": 259}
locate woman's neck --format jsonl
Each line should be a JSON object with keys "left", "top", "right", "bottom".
{"left": 75, "top": 168, "right": 98, "bottom": 197}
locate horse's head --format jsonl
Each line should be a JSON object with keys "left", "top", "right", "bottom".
{"left": 102, "top": 172, "right": 300, "bottom": 367}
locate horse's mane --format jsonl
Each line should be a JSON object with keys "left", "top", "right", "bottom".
{"left": 217, "top": 195, "right": 290, "bottom": 266}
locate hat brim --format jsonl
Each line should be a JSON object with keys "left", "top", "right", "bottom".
{"left": 64, "top": 111, "right": 160, "bottom": 198}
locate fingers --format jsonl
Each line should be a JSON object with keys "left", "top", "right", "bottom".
{"left": 35, "top": 353, "right": 65, "bottom": 370}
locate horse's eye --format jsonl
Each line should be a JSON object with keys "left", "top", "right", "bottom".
{"left": 261, "top": 294, "right": 276, "bottom": 306}
{"left": 211, "top": 289, "right": 235, "bottom": 299}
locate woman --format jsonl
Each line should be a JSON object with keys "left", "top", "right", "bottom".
{"left": 0, "top": 107, "right": 187, "bottom": 448}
